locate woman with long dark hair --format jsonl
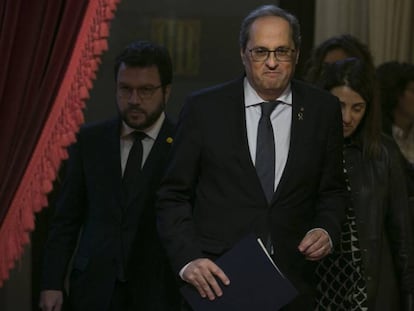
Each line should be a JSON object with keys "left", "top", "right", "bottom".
{"left": 314, "top": 58, "right": 414, "bottom": 310}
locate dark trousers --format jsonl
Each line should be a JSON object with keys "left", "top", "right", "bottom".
{"left": 110, "top": 279, "right": 182, "bottom": 311}
{"left": 109, "top": 280, "right": 130, "bottom": 311}
{"left": 280, "top": 293, "right": 315, "bottom": 311}
{"left": 180, "top": 293, "right": 314, "bottom": 311}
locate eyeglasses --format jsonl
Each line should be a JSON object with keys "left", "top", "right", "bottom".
{"left": 249, "top": 47, "right": 296, "bottom": 62}
{"left": 117, "top": 85, "right": 162, "bottom": 100}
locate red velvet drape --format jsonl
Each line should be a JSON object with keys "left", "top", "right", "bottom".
{"left": 0, "top": 0, "right": 119, "bottom": 286}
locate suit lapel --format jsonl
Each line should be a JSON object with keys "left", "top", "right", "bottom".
{"left": 101, "top": 119, "right": 123, "bottom": 220}
{"left": 141, "top": 118, "right": 174, "bottom": 176}
{"left": 122, "top": 119, "right": 174, "bottom": 213}
{"left": 226, "top": 78, "right": 268, "bottom": 201}
{"left": 272, "top": 81, "right": 307, "bottom": 203}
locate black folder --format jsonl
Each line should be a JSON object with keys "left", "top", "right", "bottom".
{"left": 180, "top": 234, "right": 298, "bottom": 311}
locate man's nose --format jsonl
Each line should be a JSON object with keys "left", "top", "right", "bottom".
{"left": 129, "top": 89, "right": 140, "bottom": 103}
{"left": 265, "top": 52, "right": 279, "bottom": 67}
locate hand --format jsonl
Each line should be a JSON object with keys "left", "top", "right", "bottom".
{"left": 298, "top": 229, "right": 332, "bottom": 261}
{"left": 182, "top": 258, "right": 230, "bottom": 300}
{"left": 39, "top": 290, "right": 63, "bottom": 311}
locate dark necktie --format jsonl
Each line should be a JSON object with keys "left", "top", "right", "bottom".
{"left": 255, "top": 101, "right": 279, "bottom": 203}
{"left": 122, "top": 131, "right": 146, "bottom": 196}
{"left": 119, "top": 131, "right": 146, "bottom": 281}
{"left": 118, "top": 131, "right": 147, "bottom": 282}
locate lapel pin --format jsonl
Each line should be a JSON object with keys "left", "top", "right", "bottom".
{"left": 166, "top": 137, "right": 173, "bottom": 144}
{"left": 298, "top": 107, "right": 304, "bottom": 120}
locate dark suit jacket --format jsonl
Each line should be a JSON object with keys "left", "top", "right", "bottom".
{"left": 157, "top": 77, "right": 347, "bottom": 297}
{"left": 383, "top": 119, "right": 414, "bottom": 229}
{"left": 41, "top": 117, "right": 180, "bottom": 310}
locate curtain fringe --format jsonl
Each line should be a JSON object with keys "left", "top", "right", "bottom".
{"left": 0, "top": 0, "right": 120, "bottom": 287}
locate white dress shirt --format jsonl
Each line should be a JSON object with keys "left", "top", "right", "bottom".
{"left": 244, "top": 77, "right": 292, "bottom": 191}
{"left": 120, "top": 112, "right": 165, "bottom": 175}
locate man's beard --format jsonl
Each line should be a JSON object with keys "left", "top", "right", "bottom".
{"left": 120, "top": 101, "right": 165, "bottom": 130}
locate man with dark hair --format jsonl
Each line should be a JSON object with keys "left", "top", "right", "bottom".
{"left": 39, "top": 40, "right": 180, "bottom": 311}
{"left": 157, "top": 5, "right": 347, "bottom": 311}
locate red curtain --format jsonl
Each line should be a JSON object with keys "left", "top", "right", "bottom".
{"left": 0, "top": 0, "right": 119, "bottom": 286}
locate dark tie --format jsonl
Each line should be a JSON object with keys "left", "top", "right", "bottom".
{"left": 256, "top": 101, "right": 279, "bottom": 254}
{"left": 255, "top": 101, "right": 279, "bottom": 203}
{"left": 119, "top": 131, "right": 146, "bottom": 281}
{"left": 122, "top": 131, "right": 146, "bottom": 196}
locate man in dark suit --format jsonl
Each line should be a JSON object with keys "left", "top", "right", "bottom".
{"left": 39, "top": 40, "right": 181, "bottom": 311}
{"left": 156, "top": 5, "right": 347, "bottom": 311}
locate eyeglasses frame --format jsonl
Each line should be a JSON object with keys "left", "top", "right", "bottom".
{"left": 248, "top": 47, "right": 296, "bottom": 62}
{"left": 117, "top": 84, "right": 163, "bottom": 100}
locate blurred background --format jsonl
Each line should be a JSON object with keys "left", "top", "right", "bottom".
{"left": 0, "top": 0, "right": 412, "bottom": 310}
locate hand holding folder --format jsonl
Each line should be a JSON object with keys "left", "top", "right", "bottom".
{"left": 180, "top": 234, "right": 298, "bottom": 311}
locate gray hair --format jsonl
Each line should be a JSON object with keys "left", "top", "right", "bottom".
{"left": 239, "top": 4, "right": 301, "bottom": 51}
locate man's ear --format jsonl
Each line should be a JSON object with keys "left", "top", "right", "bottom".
{"left": 240, "top": 48, "right": 247, "bottom": 66}
{"left": 164, "top": 84, "right": 172, "bottom": 103}
{"left": 295, "top": 49, "right": 300, "bottom": 65}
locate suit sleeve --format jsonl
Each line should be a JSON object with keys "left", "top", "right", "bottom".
{"left": 156, "top": 97, "right": 205, "bottom": 274}
{"left": 40, "top": 135, "right": 87, "bottom": 290}
{"left": 313, "top": 96, "right": 347, "bottom": 247}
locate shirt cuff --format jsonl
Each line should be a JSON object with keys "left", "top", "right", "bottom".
{"left": 179, "top": 262, "right": 192, "bottom": 280}
{"left": 307, "top": 228, "right": 333, "bottom": 251}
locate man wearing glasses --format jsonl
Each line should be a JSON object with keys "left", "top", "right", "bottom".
{"left": 39, "top": 40, "right": 181, "bottom": 311}
{"left": 157, "top": 5, "right": 347, "bottom": 311}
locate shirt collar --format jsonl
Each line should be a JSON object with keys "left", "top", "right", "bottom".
{"left": 120, "top": 112, "right": 165, "bottom": 140}
{"left": 243, "top": 77, "right": 292, "bottom": 108}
